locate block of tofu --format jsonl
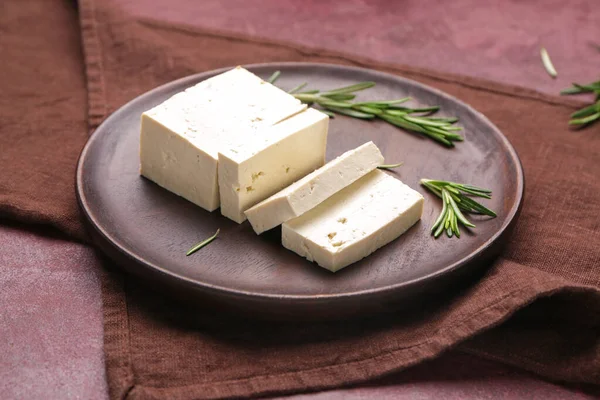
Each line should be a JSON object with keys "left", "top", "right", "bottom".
{"left": 282, "top": 170, "right": 424, "bottom": 272}
{"left": 218, "top": 108, "right": 329, "bottom": 223}
{"left": 244, "top": 141, "right": 384, "bottom": 234}
{"left": 140, "top": 67, "right": 306, "bottom": 212}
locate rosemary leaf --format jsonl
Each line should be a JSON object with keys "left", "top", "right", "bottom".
{"left": 320, "top": 109, "right": 336, "bottom": 118}
{"left": 428, "top": 117, "right": 459, "bottom": 123}
{"left": 267, "top": 71, "right": 281, "bottom": 84}
{"left": 186, "top": 229, "right": 220, "bottom": 256}
{"left": 569, "top": 112, "right": 600, "bottom": 126}
{"left": 444, "top": 185, "right": 461, "bottom": 195}
{"left": 443, "top": 134, "right": 464, "bottom": 142}
{"left": 318, "top": 100, "right": 356, "bottom": 109}
{"left": 459, "top": 196, "right": 497, "bottom": 217}
{"left": 402, "top": 106, "right": 440, "bottom": 114}
{"left": 561, "top": 82, "right": 600, "bottom": 95}
{"left": 379, "top": 114, "right": 429, "bottom": 135}
{"left": 404, "top": 115, "right": 454, "bottom": 127}
{"left": 293, "top": 93, "right": 318, "bottom": 103}
{"left": 321, "top": 93, "right": 357, "bottom": 101}
{"left": 422, "top": 180, "right": 443, "bottom": 198}
{"left": 445, "top": 190, "right": 475, "bottom": 228}
{"left": 321, "top": 82, "right": 376, "bottom": 95}
{"left": 444, "top": 206, "right": 452, "bottom": 230}
{"left": 384, "top": 109, "right": 410, "bottom": 117}
{"left": 431, "top": 195, "right": 447, "bottom": 233}
{"left": 450, "top": 183, "right": 492, "bottom": 199}
{"left": 560, "top": 87, "right": 582, "bottom": 95}
{"left": 353, "top": 98, "right": 411, "bottom": 107}
{"left": 355, "top": 105, "right": 384, "bottom": 115}
{"left": 299, "top": 89, "right": 320, "bottom": 95}
{"left": 288, "top": 82, "right": 307, "bottom": 94}
{"left": 377, "top": 162, "right": 404, "bottom": 170}
{"left": 540, "top": 47, "right": 557, "bottom": 78}
{"left": 457, "top": 183, "right": 492, "bottom": 193}
{"left": 453, "top": 214, "right": 460, "bottom": 237}
{"left": 571, "top": 103, "right": 600, "bottom": 118}
{"left": 433, "top": 217, "right": 446, "bottom": 238}
{"left": 575, "top": 82, "right": 600, "bottom": 91}
{"left": 322, "top": 106, "right": 375, "bottom": 119}
{"left": 561, "top": 78, "right": 600, "bottom": 129}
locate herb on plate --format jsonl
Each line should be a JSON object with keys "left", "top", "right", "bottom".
{"left": 420, "top": 179, "right": 496, "bottom": 238}
{"left": 377, "top": 162, "right": 404, "bottom": 170}
{"left": 561, "top": 80, "right": 600, "bottom": 128}
{"left": 267, "top": 71, "right": 463, "bottom": 147}
{"left": 186, "top": 229, "right": 220, "bottom": 256}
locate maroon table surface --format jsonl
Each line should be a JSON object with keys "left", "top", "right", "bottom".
{"left": 2, "top": 1, "right": 599, "bottom": 399}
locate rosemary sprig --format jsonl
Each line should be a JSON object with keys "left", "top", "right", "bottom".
{"left": 420, "top": 179, "right": 496, "bottom": 238}
{"left": 540, "top": 47, "right": 557, "bottom": 78}
{"left": 268, "top": 71, "right": 463, "bottom": 147}
{"left": 377, "top": 162, "right": 404, "bottom": 170}
{"left": 561, "top": 79, "right": 600, "bottom": 128}
{"left": 186, "top": 229, "right": 220, "bottom": 256}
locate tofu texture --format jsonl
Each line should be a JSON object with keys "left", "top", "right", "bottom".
{"left": 218, "top": 108, "right": 329, "bottom": 223}
{"left": 139, "top": 67, "right": 306, "bottom": 211}
{"left": 245, "top": 141, "right": 384, "bottom": 234}
{"left": 282, "top": 170, "right": 424, "bottom": 272}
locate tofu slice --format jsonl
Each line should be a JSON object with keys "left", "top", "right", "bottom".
{"left": 218, "top": 108, "right": 329, "bottom": 223}
{"left": 140, "top": 67, "right": 306, "bottom": 211}
{"left": 244, "top": 141, "right": 384, "bottom": 234}
{"left": 282, "top": 170, "right": 424, "bottom": 272}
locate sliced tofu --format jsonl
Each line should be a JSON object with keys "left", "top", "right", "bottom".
{"left": 218, "top": 108, "right": 329, "bottom": 223}
{"left": 244, "top": 141, "right": 384, "bottom": 234}
{"left": 282, "top": 170, "right": 424, "bottom": 272}
{"left": 140, "top": 67, "right": 306, "bottom": 211}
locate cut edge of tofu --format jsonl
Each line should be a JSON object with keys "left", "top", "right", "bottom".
{"left": 244, "top": 141, "right": 384, "bottom": 234}
{"left": 217, "top": 108, "right": 329, "bottom": 223}
{"left": 140, "top": 112, "right": 220, "bottom": 211}
{"left": 282, "top": 170, "right": 424, "bottom": 272}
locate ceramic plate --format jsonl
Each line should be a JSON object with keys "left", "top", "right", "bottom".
{"left": 76, "top": 63, "right": 524, "bottom": 319}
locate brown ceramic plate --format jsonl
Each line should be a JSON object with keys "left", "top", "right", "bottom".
{"left": 76, "top": 63, "right": 523, "bottom": 320}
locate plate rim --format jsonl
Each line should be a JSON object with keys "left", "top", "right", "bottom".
{"left": 76, "top": 62, "right": 525, "bottom": 302}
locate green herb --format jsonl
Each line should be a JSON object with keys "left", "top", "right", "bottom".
{"left": 267, "top": 71, "right": 281, "bottom": 84}
{"left": 540, "top": 47, "right": 557, "bottom": 78}
{"left": 186, "top": 229, "right": 220, "bottom": 256}
{"left": 288, "top": 82, "right": 307, "bottom": 94}
{"left": 268, "top": 71, "right": 463, "bottom": 147}
{"left": 420, "top": 179, "right": 496, "bottom": 238}
{"left": 561, "top": 80, "right": 600, "bottom": 128}
{"left": 377, "top": 162, "right": 404, "bottom": 170}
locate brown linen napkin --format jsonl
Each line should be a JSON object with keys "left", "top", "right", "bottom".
{"left": 0, "top": 0, "right": 89, "bottom": 240}
{"left": 1, "top": 1, "right": 598, "bottom": 399}
{"left": 82, "top": 2, "right": 599, "bottom": 398}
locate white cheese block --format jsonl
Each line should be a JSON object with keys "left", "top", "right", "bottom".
{"left": 140, "top": 66, "right": 306, "bottom": 211}
{"left": 218, "top": 108, "right": 329, "bottom": 223}
{"left": 244, "top": 141, "right": 384, "bottom": 234}
{"left": 282, "top": 170, "right": 424, "bottom": 272}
